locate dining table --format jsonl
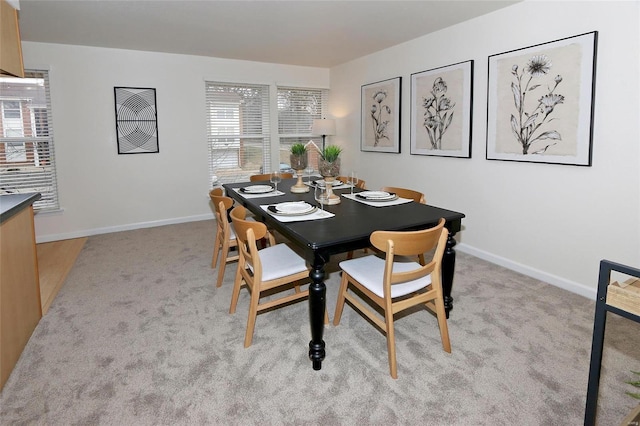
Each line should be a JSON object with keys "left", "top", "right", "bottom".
{"left": 223, "top": 178, "right": 465, "bottom": 371}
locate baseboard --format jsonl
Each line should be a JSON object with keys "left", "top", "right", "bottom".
{"left": 35, "top": 213, "right": 214, "bottom": 244}
{"left": 35, "top": 216, "right": 596, "bottom": 301}
{"left": 456, "top": 243, "right": 597, "bottom": 301}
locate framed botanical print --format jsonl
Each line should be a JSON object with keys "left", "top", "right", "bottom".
{"left": 486, "top": 31, "right": 598, "bottom": 166}
{"left": 361, "top": 77, "right": 401, "bottom": 153}
{"left": 410, "top": 60, "right": 473, "bottom": 158}
{"left": 114, "top": 87, "right": 159, "bottom": 154}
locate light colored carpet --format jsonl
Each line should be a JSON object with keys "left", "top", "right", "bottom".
{"left": 0, "top": 220, "right": 637, "bottom": 425}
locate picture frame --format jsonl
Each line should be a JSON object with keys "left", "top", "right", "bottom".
{"left": 410, "top": 60, "right": 473, "bottom": 158}
{"left": 114, "top": 87, "right": 159, "bottom": 154}
{"left": 361, "top": 77, "right": 401, "bottom": 153}
{"left": 486, "top": 31, "right": 598, "bottom": 166}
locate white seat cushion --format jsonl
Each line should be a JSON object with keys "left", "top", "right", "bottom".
{"left": 258, "top": 243, "right": 308, "bottom": 281}
{"left": 339, "top": 255, "right": 431, "bottom": 298}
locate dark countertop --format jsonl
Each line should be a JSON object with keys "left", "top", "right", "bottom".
{"left": 0, "top": 193, "right": 41, "bottom": 224}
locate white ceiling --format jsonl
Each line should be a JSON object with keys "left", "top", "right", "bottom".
{"left": 17, "top": 0, "right": 519, "bottom": 68}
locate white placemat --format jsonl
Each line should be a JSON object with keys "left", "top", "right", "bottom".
{"left": 260, "top": 204, "right": 335, "bottom": 222}
{"left": 304, "top": 180, "right": 352, "bottom": 190}
{"left": 233, "top": 188, "right": 286, "bottom": 199}
{"left": 342, "top": 193, "right": 413, "bottom": 207}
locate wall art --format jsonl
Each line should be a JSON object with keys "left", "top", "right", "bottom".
{"left": 361, "top": 77, "right": 401, "bottom": 153}
{"left": 410, "top": 60, "right": 473, "bottom": 158}
{"left": 486, "top": 31, "right": 597, "bottom": 166}
{"left": 114, "top": 87, "right": 159, "bottom": 154}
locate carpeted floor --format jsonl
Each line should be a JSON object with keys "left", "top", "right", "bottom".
{"left": 0, "top": 220, "right": 637, "bottom": 425}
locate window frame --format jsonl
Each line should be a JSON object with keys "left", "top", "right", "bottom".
{"left": 0, "top": 70, "right": 60, "bottom": 211}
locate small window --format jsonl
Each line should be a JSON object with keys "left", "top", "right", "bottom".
{"left": 0, "top": 71, "right": 59, "bottom": 211}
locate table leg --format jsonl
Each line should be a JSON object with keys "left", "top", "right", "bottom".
{"left": 442, "top": 230, "right": 458, "bottom": 319}
{"left": 308, "top": 255, "right": 326, "bottom": 370}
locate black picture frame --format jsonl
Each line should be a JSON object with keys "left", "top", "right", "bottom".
{"left": 114, "top": 87, "right": 159, "bottom": 154}
{"left": 486, "top": 31, "right": 598, "bottom": 166}
{"left": 410, "top": 60, "right": 473, "bottom": 158}
{"left": 361, "top": 77, "right": 401, "bottom": 153}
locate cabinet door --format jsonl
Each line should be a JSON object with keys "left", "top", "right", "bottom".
{"left": 0, "top": 0, "right": 25, "bottom": 78}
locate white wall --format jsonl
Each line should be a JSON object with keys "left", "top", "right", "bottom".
{"left": 329, "top": 0, "right": 640, "bottom": 297}
{"left": 22, "top": 43, "right": 329, "bottom": 241}
{"left": 22, "top": 0, "right": 639, "bottom": 298}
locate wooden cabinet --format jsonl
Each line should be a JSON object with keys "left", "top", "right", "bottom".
{"left": 0, "top": 194, "right": 41, "bottom": 391}
{"left": 0, "top": 0, "right": 25, "bottom": 78}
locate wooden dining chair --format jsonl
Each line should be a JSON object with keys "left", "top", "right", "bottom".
{"left": 337, "top": 176, "right": 366, "bottom": 189}
{"left": 333, "top": 218, "right": 450, "bottom": 379}
{"left": 210, "top": 194, "right": 239, "bottom": 288}
{"left": 380, "top": 186, "right": 426, "bottom": 204}
{"left": 229, "top": 205, "right": 324, "bottom": 347}
{"left": 250, "top": 172, "right": 294, "bottom": 182}
{"left": 209, "top": 187, "right": 223, "bottom": 197}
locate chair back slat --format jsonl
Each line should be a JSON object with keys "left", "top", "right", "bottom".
{"left": 209, "top": 187, "right": 224, "bottom": 197}
{"left": 211, "top": 195, "right": 234, "bottom": 232}
{"left": 250, "top": 172, "right": 294, "bottom": 182}
{"left": 370, "top": 218, "right": 447, "bottom": 287}
{"left": 337, "top": 176, "right": 366, "bottom": 189}
{"left": 380, "top": 186, "right": 426, "bottom": 204}
{"left": 230, "top": 205, "right": 269, "bottom": 280}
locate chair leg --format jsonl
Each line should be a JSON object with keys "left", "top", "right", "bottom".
{"left": 385, "top": 310, "right": 398, "bottom": 379}
{"left": 244, "top": 286, "right": 261, "bottom": 348}
{"left": 212, "top": 232, "right": 221, "bottom": 268}
{"left": 333, "top": 272, "right": 350, "bottom": 326}
{"left": 229, "top": 268, "right": 243, "bottom": 314}
{"left": 216, "top": 239, "right": 231, "bottom": 287}
{"left": 435, "top": 297, "right": 451, "bottom": 353}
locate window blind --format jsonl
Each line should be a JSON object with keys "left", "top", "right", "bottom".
{"left": 0, "top": 70, "right": 59, "bottom": 211}
{"left": 277, "top": 87, "right": 328, "bottom": 171}
{"left": 205, "top": 82, "right": 271, "bottom": 185}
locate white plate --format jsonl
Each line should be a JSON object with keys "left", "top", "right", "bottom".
{"left": 241, "top": 185, "right": 274, "bottom": 194}
{"left": 358, "top": 191, "right": 391, "bottom": 199}
{"left": 314, "top": 179, "right": 345, "bottom": 187}
{"left": 275, "top": 202, "right": 314, "bottom": 214}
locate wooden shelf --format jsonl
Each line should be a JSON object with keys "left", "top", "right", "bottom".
{"left": 585, "top": 260, "right": 640, "bottom": 426}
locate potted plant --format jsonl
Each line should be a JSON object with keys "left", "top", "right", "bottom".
{"left": 318, "top": 145, "right": 343, "bottom": 178}
{"left": 317, "top": 145, "right": 343, "bottom": 204}
{"left": 289, "top": 143, "right": 309, "bottom": 193}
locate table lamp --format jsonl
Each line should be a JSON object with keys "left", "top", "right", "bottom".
{"left": 311, "top": 118, "right": 336, "bottom": 152}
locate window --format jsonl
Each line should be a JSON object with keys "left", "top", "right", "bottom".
{"left": 277, "top": 87, "right": 328, "bottom": 171}
{"left": 0, "top": 70, "right": 59, "bottom": 211}
{"left": 205, "top": 82, "right": 270, "bottom": 184}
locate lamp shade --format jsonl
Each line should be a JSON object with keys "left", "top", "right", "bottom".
{"left": 312, "top": 119, "right": 336, "bottom": 136}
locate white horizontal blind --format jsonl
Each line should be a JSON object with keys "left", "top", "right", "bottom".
{"left": 0, "top": 70, "right": 59, "bottom": 211}
{"left": 205, "top": 82, "right": 271, "bottom": 185}
{"left": 277, "top": 87, "right": 328, "bottom": 171}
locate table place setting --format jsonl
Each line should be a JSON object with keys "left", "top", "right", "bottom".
{"left": 342, "top": 190, "right": 414, "bottom": 207}
{"left": 233, "top": 185, "right": 286, "bottom": 199}
{"left": 305, "top": 179, "right": 352, "bottom": 190}
{"left": 261, "top": 201, "right": 335, "bottom": 222}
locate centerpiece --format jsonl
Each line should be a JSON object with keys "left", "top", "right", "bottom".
{"left": 317, "top": 145, "right": 343, "bottom": 205}
{"left": 289, "top": 143, "right": 309, "bottom": 193}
